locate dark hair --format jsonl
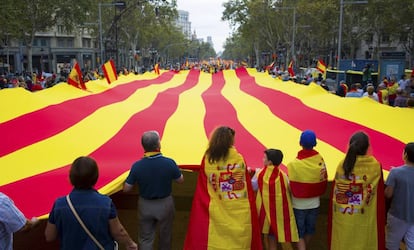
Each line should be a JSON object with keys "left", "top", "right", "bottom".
{"left": 405, "top": 143, "right": 414, "bottom": 163}
{"left": 264, "top": 149, "right": 283, "bottom": 166}
{"left": 205, "top": 126, "right": 235, "bottom": 164}
{"left": 343, "top": 131, "right": 369, "bottom": 179}
{"left": 141, "top": 130, "right": 160, "bottom": 152}
{"left": 69, "top": 156, "right": 99, "bottom": 189}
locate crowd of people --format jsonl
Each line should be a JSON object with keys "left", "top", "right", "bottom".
{"left": 337, "top": 74, "right": 414, "bottom": 108}
{"left": 1, "top": 126, "right": 413, "bottom": 249}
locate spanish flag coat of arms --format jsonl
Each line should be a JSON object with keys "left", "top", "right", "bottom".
{"left": 184, "top": 147, "right": 262, "bottom": 250}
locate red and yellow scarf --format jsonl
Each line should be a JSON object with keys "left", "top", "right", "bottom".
{"left": 256, "top": 165, "right": 299, "bottom": 242}
{"left": 184, "top": 147, "right": 262, "bottom": 250}
{"left": 328, "top": 155, "right": 385, "bottom": 250}
{"left": 287, "top": 149, "right": 328, "bottom": 198}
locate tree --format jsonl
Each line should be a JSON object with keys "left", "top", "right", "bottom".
{"left": 0, "top": 0, "right": 94, "bottom": 74}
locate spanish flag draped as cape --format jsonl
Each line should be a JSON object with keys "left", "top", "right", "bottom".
{"left": 255, "top": 166, "right": 299, "bottom": 242}
{"left": 328, "top": 155, "right": 385, "bottom": 250}
{"left": 184, "top": 147, "right": 262, "bottom": 250}
{"left": 287, "top": 149, "right": 328, "bottom": 198}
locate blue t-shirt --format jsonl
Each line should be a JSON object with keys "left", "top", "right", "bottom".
{"left": 48, "top": 189, "right": 117, "bottom": 250}
{"left": 385, "top": 165, "right": 414, "bottom": 223}
{"left": 125, "top": 153, "right": 181, "bottom": 199}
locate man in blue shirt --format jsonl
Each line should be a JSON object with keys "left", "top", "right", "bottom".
{"left": 385, "top": 142, "right": 414, "bottom": 250}
{"left": 0, "top": 192, "right": 38, "bottom": 250}
{"left": 123, "top": 130, "right": 184, "bottom": 250}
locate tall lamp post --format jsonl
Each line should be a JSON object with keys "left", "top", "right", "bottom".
{"left": 274, "top": 7, "right": 296, "bottom": 64}
{"left": 337, "top": 0, "right": 368, "bottom": 70}
{"left": 99, "top": 1, "right": 126, "bottom": 67}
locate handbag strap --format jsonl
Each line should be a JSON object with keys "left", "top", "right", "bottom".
{"left": 66, "top": 195, "right": 105, "bottom": 250}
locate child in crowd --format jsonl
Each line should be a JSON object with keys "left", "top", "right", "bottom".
{"left": 287, "top": 130, "right": 328, "bottom": 250}
{"left": 385, "top": 142, "right": 414, "bottom": 250}
{"left": 252, "top": 149, "right": 298, "bottom": 250}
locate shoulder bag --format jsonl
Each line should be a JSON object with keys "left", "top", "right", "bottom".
{"left": 66, "top": 195, "right": 118, "bottom": 250}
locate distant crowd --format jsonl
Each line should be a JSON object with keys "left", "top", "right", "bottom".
{"left": 2, "top": 65, "right": 414, "bottom": 110}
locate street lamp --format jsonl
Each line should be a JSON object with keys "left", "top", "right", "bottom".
{"left": 337, "top": 0, "right": 368, "bottom": 69}
{"left": 98, "top": 1, "right": 126, "bottom": 66}
{"left": 274, "top": 7, "right": 296, "bottom": 64}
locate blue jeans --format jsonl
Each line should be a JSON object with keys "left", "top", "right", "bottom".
{"left": 293, "top": 207, "right": 319, "bottom": 238}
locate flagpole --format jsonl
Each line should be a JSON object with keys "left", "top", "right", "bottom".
{"left": 337, "top": 0, "right": 368, "bottom": 70}
{"left": 98, "top": 2, "right": 126, "bottom": 69}
{"left": 99, "top": 3, "right": 103, "bottom": 67}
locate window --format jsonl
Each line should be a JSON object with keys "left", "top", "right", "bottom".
{"left": 82, "top": 38, "right": 91, "bottom": 48}
{"left": 57, "top": 38, "right": 65, "bottom": 47}
{"left": 66, "top": 38, "right": 74, "bottom": 48}
{"left": 57, "top": 25, "right": 65, "bottom": 34}
{"left": 40, "top": 38, "right": 48, "bottom": 47}
{"left": 381, "top": 33, "right": 390, "bottom": 43}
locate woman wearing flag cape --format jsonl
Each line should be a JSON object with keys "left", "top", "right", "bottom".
{"left": 184, "top": 126, "right": 262, "bottom": 250}
{"left": 328, "top": 131, "right": 385, "bottom": 250}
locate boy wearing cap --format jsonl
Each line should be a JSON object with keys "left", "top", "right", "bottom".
{"left": 253, "top": 149, "right": 298, "bottom": 250}
{"left": 287, "top": 130, "right": 328, "bottom": 250}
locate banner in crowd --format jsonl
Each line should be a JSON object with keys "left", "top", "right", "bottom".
{"left": 0, "top": 68, "right": 411, "bottom": 218}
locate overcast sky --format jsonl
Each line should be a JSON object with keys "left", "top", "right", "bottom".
{"left": 176, "top": 0, "right": 232, "bottom": 53}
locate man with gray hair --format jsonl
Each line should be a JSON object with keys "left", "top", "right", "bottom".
{"left": 123, "top": 130, "right": 184, "bottom": 250}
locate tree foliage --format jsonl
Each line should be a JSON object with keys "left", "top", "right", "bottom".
{"left": 221, "top": 0, "right": 414, "bottom": 68}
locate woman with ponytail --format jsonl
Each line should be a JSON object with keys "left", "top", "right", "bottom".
{"left": 328, "top": 131, "right": 385, "bottom": 250}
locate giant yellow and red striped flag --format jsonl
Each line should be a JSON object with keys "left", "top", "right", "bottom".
{"left": 102, "top": 59, "right": 118, "bottom": 84}
{"left": 0, "top": 68, "right": 412, "bottom": 220}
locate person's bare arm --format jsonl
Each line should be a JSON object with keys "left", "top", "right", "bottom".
{"left": 123, "top": 182, "right": 134, "bottom": 193}
{"left": 385, "top": 185, "right": 394, "bottom": 199}
{"left": 175, "top": 174, "right": 184, "bottom": 184}
{"left": 44, "top": 222, "right": 58, "bottom": 242}
{"left": 19, "top": 217, "right": 39, "bottom": 232}
{"left": 109, "top": 217, "right": 137, "bottom": 250}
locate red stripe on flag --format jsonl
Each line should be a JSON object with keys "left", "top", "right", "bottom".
{"left": 183, "top": 157, "right": 210, "bottom": 250}
{"left": 0, "top": 73, "right": 174, "bottom": 157}
{"left": 290, "top": 181, "right": 327, "bottom": 198}
{"left": 202, "top": 71, "right": 266, "bottom": 168}
{"left": 280, "top": 173, "right": 293, "bottom": 241}
{"left": 0, "top": 70, "right": 200, "bottom": 218}
{"left": 268, "top": 168, "right": 279, "bottom": 238}
{"left": 235, "top": 68, "right": 404, "bottom": 171}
